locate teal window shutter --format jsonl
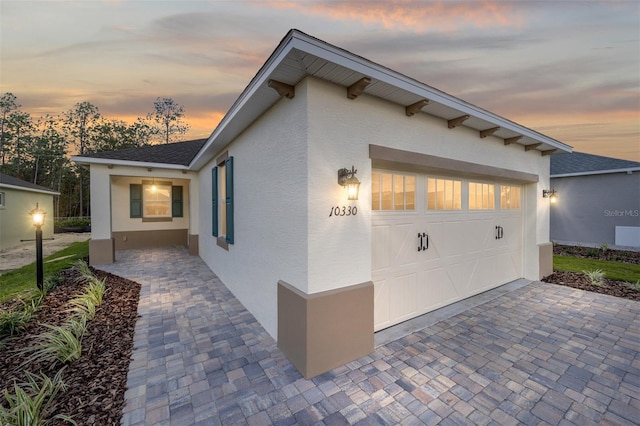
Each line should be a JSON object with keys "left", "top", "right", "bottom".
{"left": 130, "top": 184, "right": 142, "bottom": 218}
{"left": 225, "top": 157, "right": 234, "bottom": 244}
{"left": 171, "top": 186, "right": 183, "bottom": 217}
{"left": 212, "top": 167, "right": 218, "bottom": 237}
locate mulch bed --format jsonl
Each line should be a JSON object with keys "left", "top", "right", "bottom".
{"left": 0, "top": 267, "right": 140, "bottom": 425}
{"left": 553, "top": 244, "right": 640, "bottom": 264}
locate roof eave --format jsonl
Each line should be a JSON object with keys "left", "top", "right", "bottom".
{"left": 72, "top": 156, "right": 189, "bottom": 171}
{"left": 551, "top": 167, "right": 640, "bottom": 178}
{"left": 0, "top": 183, "right": 59, "bottom": 195}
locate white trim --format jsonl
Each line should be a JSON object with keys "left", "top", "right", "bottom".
{"left": 0, "top": 183, "right": 59, "bottom": 196}
{"left": 551, "top": 167, "right": 640, "bottom": 178}
{"left": 71, "top": 156, "right": 189, "bottom": 171}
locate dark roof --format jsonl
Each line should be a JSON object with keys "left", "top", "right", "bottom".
{"left": 551, "top": 152, "right": 640, "bottom": 176}
{"left": 78, "top": 138, "right": 207, "bottom": 166}
{"left": 0, "top": 172, "right": 59, "bottom": 193}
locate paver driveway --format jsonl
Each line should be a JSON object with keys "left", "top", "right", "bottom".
{"left": 98, "top": 247, "right": 640, "bottom": 425}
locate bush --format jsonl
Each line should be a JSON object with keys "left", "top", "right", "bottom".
{"left": 54, "top": 218, "right": 90, "bottom": 229}
{"left": 583, "top": 269, "right": 605, "bottom": 286}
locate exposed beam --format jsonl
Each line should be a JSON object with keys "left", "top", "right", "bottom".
{"left": 504, "top": 136, "right": 523, "bottom": 145}
{"left": 525, "top": 143, "right": 543, "bottom": 151}
{"left": 268, "top": 80, "right": 295, "bottom": 99}
{"left": 479, "top": 127, "right": 500, "bottom": 138}
{"left": 347, "top": 77, "right": 371, "bottom": 99}
{"left": 405, "top": 99, "right": 429, "bottom": 117}
{"left": 448, "top": 115, "right": 470, "bottom": 129}
{"left": 541, "top": 149, "right": 558, "bottom": 156}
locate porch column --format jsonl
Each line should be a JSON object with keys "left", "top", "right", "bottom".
{"left": 89, "top": 168, "right": 114, "bottom": 265}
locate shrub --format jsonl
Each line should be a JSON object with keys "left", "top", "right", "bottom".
{"left": 599, "top": 243, "right": 609, "bottom": 253}
{"left": 54, "top": 218, "right": 90, "bottom": 228}
{"left": 20, "top": 323, "right": 84, "bottom": 369}
{"left": 0, "top": 299, "right": 39, "bottom": 340}
{"left": 0, "top": 369, "right": 75, "bottom": 425}
{"left": 583, "top": 269, "right": 605, "bottom": 287}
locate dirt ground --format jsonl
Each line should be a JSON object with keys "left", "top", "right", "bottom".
{"left": 0, "top": 232, "right": 89, "bottom": 274}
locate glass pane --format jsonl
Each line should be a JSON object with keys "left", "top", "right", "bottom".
{"left": 372, "top": 172, "right": 380, "bottom": 210}
{"left": 381, "top": 173, "right": 393, "bottom": 210}
{"left": 427, "top": 178, "right": 436, "bottom": 210}
{"left": 144, "top": 201, "right": 170, "bottom": 217}
{"left": 469, "top": 183, "right": 476, "bottom": 210}
{"left": 405, "top": 175, "right": 415, "bottom": 210}
{"left": 513, "top": 187, "right": 520, "bottom": 208}
{"left": 488, "top": 184, "right": 495, "bottom": 209}
{"left": 436, "top": 179, "right": 445, "bottom": 210}
{"left": 394, "top": 175, "right": 404, "bottom": 210}
{"left": 444, "top": 179, "right": 453, "bottom": 210}
{"left": 454, "top": 180, "right": 461, "bottom": 210}
{"left": 501, "top": 186, "right": 508, "bottom": 209}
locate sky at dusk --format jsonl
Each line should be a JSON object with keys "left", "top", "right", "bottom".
{"left": 1, "top": 1, "right": 639, "bottom": 161}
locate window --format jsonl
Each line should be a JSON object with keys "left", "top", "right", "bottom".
{"left": 500, "top": 185, "right": 521, "bottom": 209}
{"left": 469, "top": 182, "right": 495, "bottom": 210}
{"left": 212, "top": 155, "right": 234, "bottom": 244}
{"left": 0, "top": 192, "right": 4, "bottom": 208}
{"left": 427, "top": 177, "right": 461, "bottom": 210}
{"left": 372, "top": 171, "right": 415, "bottom": 211}
{"left": 129, "top": 183, "right": 183, "bottom": 219}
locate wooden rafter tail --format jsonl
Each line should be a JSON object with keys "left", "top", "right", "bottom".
{"left": 479, "top": 127, "right": 500, "bottom": 138}
{"left": 448, "top": 115, "right": 470, "bottom": 129}
{"left": 405, "top": 99, "right": 429, "bottom": 117}
{"left": 504, "top": 136, "right": 523, "bottom": 145}
{"left": 524, "top": 143, "right": 543, "bottom": 151}
{"left": 347, "top": 77, "right": 371, "bottom": 100}
{"left": 541, "top": 149, "right": 558, "bottom": 156}
{"left": 268, "top": 80, "right": 295, "bottom": 99}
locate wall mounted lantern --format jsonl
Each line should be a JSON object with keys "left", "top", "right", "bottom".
{"left": 29, "top": 203, "right": 46, "bottom": 290}
{"left": 338, "top": 166, "right": 360, "bottom": 201}
{"left": 543, "top": 189, "right": 558, "bottom": 204}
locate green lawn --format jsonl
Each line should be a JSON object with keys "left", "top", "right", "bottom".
{"left": 0, "top": 240, "right": 90, "bottom": 304}
{"left": 554, "top": 255, "right": 640, "bottom": 283}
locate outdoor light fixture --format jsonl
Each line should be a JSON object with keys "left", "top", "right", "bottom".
{"left": 29, "top": 203, "right": 46, "bottom": 290}
{"left": 543, "top": 189, "right": 558, "bottom": 204}
{"left": 338, "top": 166, "right": 361, "bottom": 201}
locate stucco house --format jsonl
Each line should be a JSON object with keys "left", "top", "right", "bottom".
{"left": 550, "top": 152, "right": 640, "bottom": 248}
{"left": 0, "top": 172, "right": 58, "bottom": 250}
{"left": 73, "top": 30, "right": 571, "bottom": 378}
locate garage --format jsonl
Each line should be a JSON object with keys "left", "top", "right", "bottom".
{"left": 372, "top": 169, "right": 524, "bottom": 331}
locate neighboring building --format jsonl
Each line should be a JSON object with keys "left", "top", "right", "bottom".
{"left": 0, "top": 172, "right": 59, "bottom": 250}
{"left": 73, "top": 30, "right": 571, "bottom": 378}
{"left": 550, "top": 152, "right": 640, "bottom": 248}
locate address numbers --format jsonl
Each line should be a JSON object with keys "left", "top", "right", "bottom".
{"left": 329, "top": 206, "right": 358, "bottom": 217}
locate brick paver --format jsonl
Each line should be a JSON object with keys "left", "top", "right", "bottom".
{"left": 98, "top": 247, "right": 640, "bottom": 425}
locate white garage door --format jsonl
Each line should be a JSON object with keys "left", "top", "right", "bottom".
{"left": 372, "top": 170, "right": 523, "bottom": 331}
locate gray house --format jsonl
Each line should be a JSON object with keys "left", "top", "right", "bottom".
{"left": 550, "top": 152, "right": 640, "bottom": 248}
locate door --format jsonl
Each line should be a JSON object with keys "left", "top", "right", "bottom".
{"left": 372, "top": 172, "right": 523, "bottom": 331}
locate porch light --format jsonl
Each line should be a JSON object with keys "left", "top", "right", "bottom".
{"left": 338, "top": 166, "right": 361, "bottom": 201}
{"left": 543, "top": 189, "right": 558, "bottom": 204}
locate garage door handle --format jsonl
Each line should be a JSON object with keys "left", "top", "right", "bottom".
{"left": 423, "top": 233, "right": 429, "bottom": 250}
{"left": 495, "top": 226, "right": 504, "bottom": 240}
{"left": 418, "top": 233, "right": 423, "bottom": 251}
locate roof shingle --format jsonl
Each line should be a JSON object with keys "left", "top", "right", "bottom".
{"left": 0, "top": 172, "right": 59, "bottom": 194}
{"left": 551, "top": 152, "right": 640, "bottom": 176}
{"left": 78, "top": 139, "right": 207, "bottom": 166}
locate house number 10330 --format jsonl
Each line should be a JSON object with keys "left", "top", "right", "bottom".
{"left": 329, "top": 206, "right": 358, "bottom": 217}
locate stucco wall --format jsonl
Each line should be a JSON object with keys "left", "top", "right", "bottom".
{"left": 0, "top": 188, "right": 55, "bottom": 250}
{"left": 198, "top": 79, "right": 309, "bottom": 338}
{"left": 550, "top": 172, "right": 640, "bottom": 247}
{"left": 199, "top": 76, "right": 552, "bottom": 339}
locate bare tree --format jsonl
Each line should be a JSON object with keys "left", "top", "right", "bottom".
{"left": 147, "top": 97, "right": 190, "bottom": 144}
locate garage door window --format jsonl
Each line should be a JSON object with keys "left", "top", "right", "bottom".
{"left": 427, "top": 177, "right": 462, "bottom": 211}
{"left": 372, "top": 171, "right": 415, "bottom": 211}
{"left": 500, "top": 185, "right": 521, "bottom": 209}
{"left": 469, "top": 182, "right": 495, "bottom": 210}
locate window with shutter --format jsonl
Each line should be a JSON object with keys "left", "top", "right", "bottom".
{"left": 171, "top": 186, "right": 183, "bottom": 217}
{"left": 212, "top": 154, "right": 234, "bottom": 245}
{"left": 130, "top": 184, "right": 142, "bottom": 218}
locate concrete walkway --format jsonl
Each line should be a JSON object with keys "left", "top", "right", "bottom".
{"left": 98, "top": 247, "right": 640, "bottom": 425}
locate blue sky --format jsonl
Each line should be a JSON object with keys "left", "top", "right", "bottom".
{"left": 1, "top": 0, "right": 638, "bottom": 160}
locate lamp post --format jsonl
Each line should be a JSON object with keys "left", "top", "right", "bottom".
{"left": 29, "top": 203, "right": 46, "bottom": 290}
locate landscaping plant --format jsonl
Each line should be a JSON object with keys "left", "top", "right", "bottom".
{"left": 0, "top": 369, "right": 76, "bottom": 425}
{"left": 583, "top": 269, "right": 606, "bottom": 287}
{"left": 19, "top": 323, "right": 84, "bottom": 369}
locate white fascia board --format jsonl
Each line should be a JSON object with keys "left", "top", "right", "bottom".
{"left": 72, "top": 156, "right": 188, "bottom": 171}
{"left": 551, "top": 167, "right": 640, "bottom": 178}
{"left": 0, "top": 183, "right": 59, "bottom": 196}
{"left": 293, "top": 33, "right": 571, "bottom": 152}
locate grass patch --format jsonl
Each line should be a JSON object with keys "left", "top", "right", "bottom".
{"left": 0, "top": 240, "right": 89, "bottom": 304}
{"left": 554, "top": 255, "right": 640, "bottom": 283}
